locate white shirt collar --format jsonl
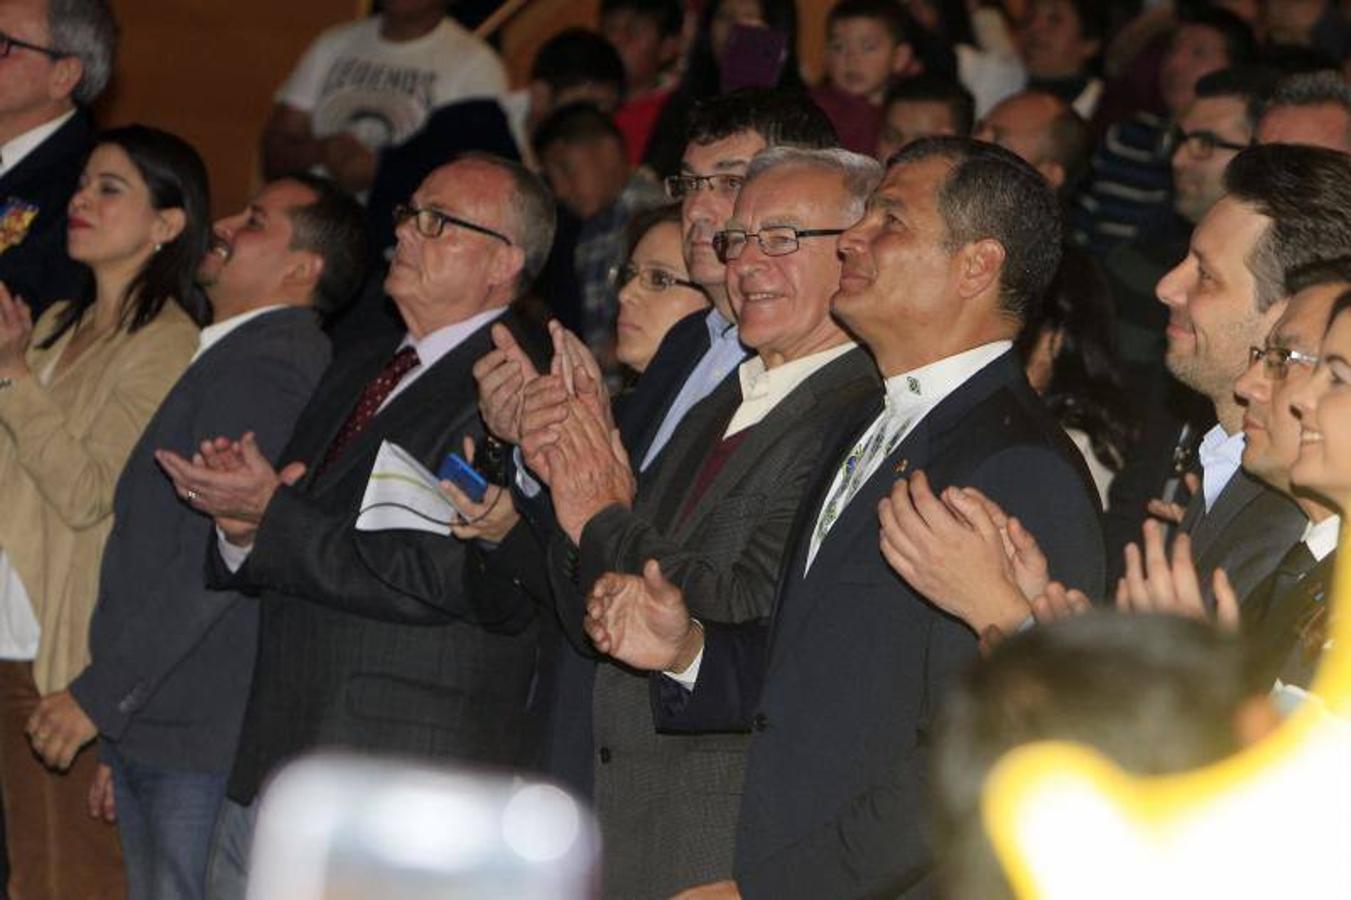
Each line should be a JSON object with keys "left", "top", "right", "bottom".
{"left": 401, "top": 305, "right": 508, "bottom": 371}
{"left": 725, "top": 342, "right": 856, "bottom": 438}
{"left": 1198, "top": 425, "right": 1246, "bottom": 512}
{"left": 0, "top": 109, "right": 76, "bottom": 178}
{"left": 1303, "top": 514, "right": 1341, "bottom": 562}
{"left": 190, "top": 305, "right": 288, "bottom": 363}
{"left": 881, "top": 340, "right": 1013, "bottom": 417}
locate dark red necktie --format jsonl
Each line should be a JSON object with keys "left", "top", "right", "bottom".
{"left": 317, "top": 345, "right": 420, "bottom": 476}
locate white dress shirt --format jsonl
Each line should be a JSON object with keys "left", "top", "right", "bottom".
{"left": 723, "top": 342, "right": 855, "bottom": 438}
{"left": 668, "top": 340, "right": 1013, "bottom": 688}
{"left": 1197, "top": 425, "right": 1246, "bottom": 513}
{"left": 218, "top": 306, "right": 507, "bottom": 571}
{"left": 1303, "top": 514, "right": 1341, "bottom": 563}
{"left": 0, "top": 109, "right": 75, "bottom": 177}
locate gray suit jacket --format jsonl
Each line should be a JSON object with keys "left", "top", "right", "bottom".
{"left": 1181, "top": 467, "right": 1306, "bottom": 608}
{"left": 554, "top": 347, "right": 880, "bottom": 900}
{"left": 71, "top": 308, "right": 330, "bottom": 772}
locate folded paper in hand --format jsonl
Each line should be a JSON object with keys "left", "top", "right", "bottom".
{"left": 356, "top": 441, "right": 463, "bottom": 535}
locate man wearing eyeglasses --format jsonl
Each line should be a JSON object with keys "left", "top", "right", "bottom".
{"left": 0, "top": 0, "right": 114, "bottom": 320}
{"left": 1232, "top": 261, "right": 1346, "bottom": 692}
{"left": 155, "top": 153, "right": 556, "bottom": 898}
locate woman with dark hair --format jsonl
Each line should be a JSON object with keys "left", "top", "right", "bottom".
{"left": 1017, "top": 247, "right": 1137, "bottom": 505}
{"left": 642, "top": 0, "right": 808, "bottom": 176}
{"left": 0, "top": 124, "right": 206, "bottom": 899}
{"left": 613, "top": 204, "right": 710, "bottom": 378}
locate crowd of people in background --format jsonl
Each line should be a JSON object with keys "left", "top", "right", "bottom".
{"left": 1, "top": 0, "right": 1349, "bottom": 898}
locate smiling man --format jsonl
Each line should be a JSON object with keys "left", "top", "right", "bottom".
{"left": 155, "top": 153, "right": 556, "bottom": 898}
{"left": 523, "top": 147, "right": 881, "bottom": 899}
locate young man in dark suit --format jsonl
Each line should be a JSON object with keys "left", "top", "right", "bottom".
{"left": 0, "top": 0, "right": 116, "bottom": 318}
{"left": 157, "top": 154, "right": 556, "bottom": 898}
{"left": 26, "top": 174, "right": 360, "bottom": 900}
{"left": 584, "top": 137, "right": 1106, "bottom": 899}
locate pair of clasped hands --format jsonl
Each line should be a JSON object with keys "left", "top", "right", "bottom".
{"left": 471, "top": 321, "right": 636, "bottom": 546}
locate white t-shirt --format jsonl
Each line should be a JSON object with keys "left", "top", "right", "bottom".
{"left": 276, "top": 16, "right": 508, "bottom": 152}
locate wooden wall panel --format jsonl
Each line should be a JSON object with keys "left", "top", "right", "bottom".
{"left": 97, "top": 0, "right": 363, "bottom": 217}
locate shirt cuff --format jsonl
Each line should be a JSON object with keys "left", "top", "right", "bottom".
{"left": 512, "top": 446, "right": 542, "bottom": 499}
{"left": 217, "top": 527, "right": 253, "bottom": 573}
{"left": 662, "top": 620, "right": 704, "bottom": 690}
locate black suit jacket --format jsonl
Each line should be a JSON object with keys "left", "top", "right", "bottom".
{"left": 652, "top": 350, "right": 1105, "bottom": 898}
{"left": 0, "top": 110, "right": 91, "bottom": 319}
{"left": 214, "top": 309, "right": 550, "bottom": 803}
{"left": 615, "top": 307, "right": 717, "bottom": 471}
{"left": 71, "top": 308, "right": 330, "bottom": 772}
{"left": 1181, "top": 467, "right": 1306, "bottom": 609}
{"left": 1243, "top": 547, "right": 1335, "bottom": 690}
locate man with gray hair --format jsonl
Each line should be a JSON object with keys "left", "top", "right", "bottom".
{"left": 0, "top": 0, "right": 116, "bottom": 318}
{"left": 518, "top": 146, "right": 882, "bottom": 898}
{"left": 1255, "top": 69, "right": 1351, "bottom": 152}
{"left": 156, "top": 153, "right": 557, "bottom": 898}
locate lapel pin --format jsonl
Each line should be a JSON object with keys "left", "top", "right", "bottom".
{"left": 894, "top": 458, "right": 909, "bottom": 475}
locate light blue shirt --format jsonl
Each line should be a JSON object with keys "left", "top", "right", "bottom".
{"left": 1197, "top": 425, "right": 1245, "bottom": 513}
{"left": 639, "top": 307, "right": 745, "bottom": 472}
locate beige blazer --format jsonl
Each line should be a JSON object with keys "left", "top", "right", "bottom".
{"left": 0, "top": 301, "right": 198, "bottom": 693}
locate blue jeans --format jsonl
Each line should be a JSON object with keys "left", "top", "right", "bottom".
{"left": 106, "top": 744, "right": 228, "bottom": 900}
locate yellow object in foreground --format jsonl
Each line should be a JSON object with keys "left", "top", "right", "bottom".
{"left": 983, "top": 551, "right": 1351, "bottom": 899}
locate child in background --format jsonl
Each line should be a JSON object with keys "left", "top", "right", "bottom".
{"left": 810, "top": 0, "right": 914, "bottom": 154}
{"left": 874, "top": 72, "right": 974, "bottom": 162}
{"left": 601, "top": 0, "right": 686, "bottom": 164}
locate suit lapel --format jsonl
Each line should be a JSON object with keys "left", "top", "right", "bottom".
{"left": 1187, "top": 469, "right": 1262, "bottom": 563}
{"left": 0, "top": 111, "right": 92, "bottom": 197}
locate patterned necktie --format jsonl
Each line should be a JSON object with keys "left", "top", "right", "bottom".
{"left": 807, "top": 407, "right": 908, "bottom": 569}
{"left": 317, "top": 345, "right": 420, "bottom": 476}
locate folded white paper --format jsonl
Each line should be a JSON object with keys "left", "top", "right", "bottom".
{"left": 356, "top": 441, "right": 462, "bottom": 535}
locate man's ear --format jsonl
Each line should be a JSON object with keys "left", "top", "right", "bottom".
{"left": 48, "top": 56, "right": 83, "bottom": 103}
{"left": 282, "top": 250, "right": 325, "bottom": 298}
{"left": 153, "top": 208, "right": 187, "bottom": 247}
{"left": 956, "top": 238, "right": 1005, "bottom": 300}
{"left": 1037, "top": 160, "right": 1066, "bottom": 192}
{"left": 490, "top": 243, "right": 526, "bottom": 295}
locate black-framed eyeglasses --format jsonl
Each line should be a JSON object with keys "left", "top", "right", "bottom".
{"left": 0, "top": 30, "right": 66, "bottom": 60}
{"left": 663, "top": 173, "right": 745, "bottom": 201}
{"left": 609, "top": 262, "right": 705, "bottom": 293}
{"left": 392, "top": 204, "right": 512, "bottom": 245}
{"left": 712, "top": 226, "right": 846, "bottom": 263}
{"left": 1249, "top": 345, "right": 1320, "bottom": 380}
{"left": 1170, "top": 128, "right": 1249, "bottom": 160}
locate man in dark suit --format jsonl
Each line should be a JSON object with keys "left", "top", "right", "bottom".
{"left": 26, "top": 173, "right": 360, "bottom": 899}
{"left": 471, "top": 89, "right": 839, "bottom": 797}
{"left": 0, "top": 0, "right": 116, "bottom": 318}
{"left": 519, "top": 147, "right": 882, "bottom": 899}
{"left": 157, "top": 153, "right": 556, "bottom": 898}
{"left": 584, "top": 137, "right": 1105, "bottom": 898}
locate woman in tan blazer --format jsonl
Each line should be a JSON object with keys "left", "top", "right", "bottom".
{"left": 0, "top": 124, "right": 208, "bottom": 900}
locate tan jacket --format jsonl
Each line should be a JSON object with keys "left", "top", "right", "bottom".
{"left": 0, "top": 301, "right": 198, "bottom": 693}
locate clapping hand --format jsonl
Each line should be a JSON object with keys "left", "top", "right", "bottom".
{"left": 585, "top": 560, "right": 702, "bottom": 672}
{"left": 0, "top": 281, "right": 33, "bottom": 379}
{"left": 473, "top": 324, "right": 542, "bottom": 444}
{"left": 878, "top": 472, "right": 1034, "bottom": 634}
{"left": 1116, "top": 519, "right": 1239, "bottom": 629}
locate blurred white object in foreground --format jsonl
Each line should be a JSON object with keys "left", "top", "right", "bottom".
{"left": 246, "top": 754, "right": 600, "bottom": 899}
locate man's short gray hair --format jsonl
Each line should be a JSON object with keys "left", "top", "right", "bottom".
{"left": 47, "top": 0, "right": 118, "bottom": 105}
{"left": 743, "top": 146, "right": 883, "bottom": 220}
{"left": 457, "top": 152, "right": 557, "bottom": 298}
{"left": 1257, "top": 70, "right": 1351, "bottom": 146}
